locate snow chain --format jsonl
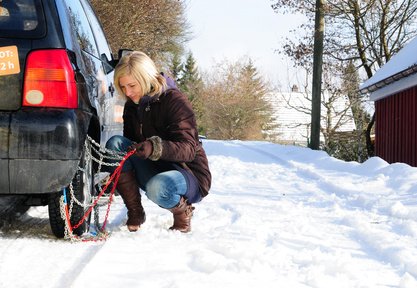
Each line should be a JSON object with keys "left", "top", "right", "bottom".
{"left": 60, "top": 136, "right": 135, "bottom": 242}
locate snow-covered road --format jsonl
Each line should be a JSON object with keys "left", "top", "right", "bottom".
{"left": 1, "top": 140, "right": 417, "bottom": 288}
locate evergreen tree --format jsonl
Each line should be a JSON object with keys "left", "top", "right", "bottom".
{"left": 340, "top": 61, "right": 369, "bottom": 162}
{"left": 170, "top": 52, "right": 184, "bottom": 83}
{"left": 169, "top": 52, "right": 205, "bottom": 135}
{"left": 182, "top": 53, "right": 205, "bottom": 134}
{"left": 342, "top": 61, "right": 369, "bottom": 131}
{"left": 239, "top": 60, "right": 277, "bottom": 139}
{"left": 179, "top": 53, "right": 200, "bottom": 94}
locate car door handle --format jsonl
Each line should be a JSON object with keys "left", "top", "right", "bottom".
{"left": 108, "top": 83, "right": 115, "bottom": 97}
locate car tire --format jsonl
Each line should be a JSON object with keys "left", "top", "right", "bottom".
{"left": 48, "top": 139, "right": 95, "bottom": 238}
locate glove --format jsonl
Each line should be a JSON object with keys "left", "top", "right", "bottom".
{"left": 129, "top": 140, "right": 153, "bottom": 160}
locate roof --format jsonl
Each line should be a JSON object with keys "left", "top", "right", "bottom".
{"left": 360, "top": 37, "right": 417, "bottom": 101}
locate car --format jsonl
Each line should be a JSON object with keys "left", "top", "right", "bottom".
{"left": 0, "top": 0, "right": 124, "bottom": 238}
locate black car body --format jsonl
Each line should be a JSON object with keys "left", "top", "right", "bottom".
{"left": 0, "top": 0, "right": 123, "bottom": 237}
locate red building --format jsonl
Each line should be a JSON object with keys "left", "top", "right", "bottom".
{"left": 360, "top": 37, "right": 417, "bottom": 167}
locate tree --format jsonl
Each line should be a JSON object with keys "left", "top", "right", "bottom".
{"left": 341, "top": 61, "right": 369, "bottom": 161}
{"left": 90, "top": 0, "right": 191, "bottom": 64}
{"left": 169, "top": 51, "right": 184, "bottom": 83}
{"left": 201, "top": 59, "right": 274, "bottom": 140}
{"left": 179, "top": 53, "right": 201, "bottom": 95}
{"left": 278, "top": 66, "right": 357, "bottom": 159}
{"left": 271, "top": 0, "right": 417, "bottom": 156}
{"left": 310, "top": 0, "right": 325, "bottom": 150}
{"left": 174, "top": 52, "right": 205, "bottom": 134}
{"left": 342, "top": 62, "right": 363, "bottom": 130}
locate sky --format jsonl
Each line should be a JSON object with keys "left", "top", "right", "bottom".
{"left": 1, "top": 139, "right": 417, "bottom": 287}
{"left": 185, "top": 0, "right": 306, "bottom": 90}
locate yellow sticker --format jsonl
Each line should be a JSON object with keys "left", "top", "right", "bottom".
{"left": 0, "top": 46, "right": 20, "bottom": 76}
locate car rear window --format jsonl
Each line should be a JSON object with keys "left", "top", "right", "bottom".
{"left": 0, "top": 0, "right": 46, "bottom": 38}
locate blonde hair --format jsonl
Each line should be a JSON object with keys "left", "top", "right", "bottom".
{"left": 114, "top": 51, "right": 167, "bottom": 99}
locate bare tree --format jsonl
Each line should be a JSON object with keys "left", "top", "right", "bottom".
{"left": 271, "top": 0, "right": 417, "bottom": 156}
{"left": 90, "top": 0, "right": 191, "bottom": 64}
{"left": 279, "top": 66, "right": 355, "bottom": 151}
{"left": 201, "top": 59, "right": 274, "bottom": 140}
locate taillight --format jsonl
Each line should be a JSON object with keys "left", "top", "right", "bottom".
{"left": 23, "top": 49, "right": 78, "bottom": 108}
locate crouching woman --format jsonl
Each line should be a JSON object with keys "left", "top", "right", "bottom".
{"left": 106, "top": 51, "right": 211, "bottom": 233}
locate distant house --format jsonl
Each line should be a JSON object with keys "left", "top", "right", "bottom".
{"left": 266, "top": 85, "right": 356, "bottom": 146}
{"left": 360, "top": 37, "right": 417, "bottom": 167}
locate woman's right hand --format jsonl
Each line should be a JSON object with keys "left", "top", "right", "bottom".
{"left": 129, "top": 141, "right": 153, "bottom": 159}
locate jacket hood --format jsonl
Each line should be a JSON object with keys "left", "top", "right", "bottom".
{"left": 164, "top": 73, "right": 177, "bottom": 90}
{"left": 138, "top": 73, "right": 177, "bottom": 106}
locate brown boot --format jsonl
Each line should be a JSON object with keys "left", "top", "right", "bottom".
{"left": 116, "top": 170, "right": 146, "bottom": 232}
{"left": 168, "top": 197, "right": 194, "bottom": 233}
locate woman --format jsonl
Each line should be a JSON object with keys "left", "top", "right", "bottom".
{"left": 106, "top": 51, "right": 211, "bottom": 233}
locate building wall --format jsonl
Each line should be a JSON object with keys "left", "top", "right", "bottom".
{"left": 375, "top": 86, "right": 417, "bottom": 167}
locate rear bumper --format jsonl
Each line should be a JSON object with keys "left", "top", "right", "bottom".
{"left": 5, "top": 159, "right": 79, "bottom": 194}
{"left": 0, "top": 108, "right": 92, "bottom": 194}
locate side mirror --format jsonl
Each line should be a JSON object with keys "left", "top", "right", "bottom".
{"left": 107, "top": 49, "right": 133, "bottom": 69}
{"left": 100, "top": 53, "right": 114, "bottom": 74}
{"left": 118, "top": 49, "right": 133, "bottom": 60}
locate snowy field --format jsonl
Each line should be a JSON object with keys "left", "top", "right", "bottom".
{"left": 1, "top": 139, "right": 417, "bottom": 288}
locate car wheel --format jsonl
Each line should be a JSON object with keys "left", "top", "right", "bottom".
{"left": 48, "top": 139, "right": 95, "bottom": 238}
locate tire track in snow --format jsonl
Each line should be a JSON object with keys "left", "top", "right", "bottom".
{"left": 237, "top": 142, "right": 372, "bottom": 207}
{"left": 60, "top": 199, "right": 130, "bottom": 287}
{"left": 235, "top": 142, "right": 295, "bottom": 168}
{"left": 0, "top": 199, "right": 129, "bottom": 288}
{"left": 237, "top": 142, "right": 417, "bottom": 279}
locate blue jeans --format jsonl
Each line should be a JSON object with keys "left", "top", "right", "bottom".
{"left": 105, "top": 135, "right": 201, "bottom": 208}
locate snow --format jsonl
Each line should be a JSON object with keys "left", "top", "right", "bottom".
{"left": 1, "top": 139, "right": 417, "bottom": 288}
{"left": 360, "top": 36, "right": 417, "bottom": 90}
{"left": 360, "top": 36, "right": 417, "bottom": 101}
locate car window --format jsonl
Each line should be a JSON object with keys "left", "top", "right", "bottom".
{"left": 62, "top": 0, "right": 99, "bottom": 58}
{"left": 80, "top": 0, "right": 114, "bottom": 73}
{"left": 0, "top": 0, "right": 46, "bottom": 38}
